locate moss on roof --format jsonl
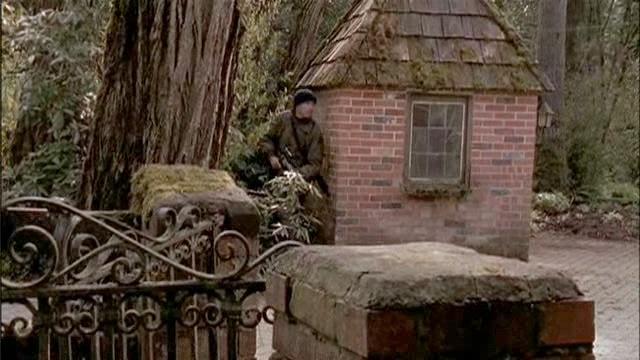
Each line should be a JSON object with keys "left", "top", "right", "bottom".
{"left": 298, "top": 0, "right": 553, "bottom": 93}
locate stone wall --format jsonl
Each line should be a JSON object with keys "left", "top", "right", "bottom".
{"left": 266, "top": 243, "right": 595, "bottom": 360}
{"left": 315, "top": 89, "right": 538, "bottom": 260}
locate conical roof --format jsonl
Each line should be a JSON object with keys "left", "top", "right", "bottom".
{"left": 298, "top": 0, "right": 553, "bottom": 93}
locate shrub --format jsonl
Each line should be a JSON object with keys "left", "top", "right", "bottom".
{"left": 1, "top": 2, "right": 106, "bottom": 200}
{"left": 2, "top": 140, "right": 80, "bottom": 201}
{"left": 534, "top": 192, "right": 571, "bottom": 215}
{"left": 254, "top": 172, "right": 322, "bottom": 250}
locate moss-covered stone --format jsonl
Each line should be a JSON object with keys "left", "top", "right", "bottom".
{"left": 131, "top": 164, "right": 235, "bottom": 216}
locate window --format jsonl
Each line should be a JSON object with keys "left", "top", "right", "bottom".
{"left": 405, "top": 96, "right": 468, "bottom": 195}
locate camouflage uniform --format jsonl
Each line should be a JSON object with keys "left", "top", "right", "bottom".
{"left": 259, "top": 110, "right": 334, "bottom": 245}
{"left": 259, "top": 110, "right": 324, "bottom": 180}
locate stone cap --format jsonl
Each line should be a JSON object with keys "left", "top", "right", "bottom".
{"left": 271, "top": 242, "right": 581, "bottom": 309}
{"left": 131, "top": 164, "right": 260, "bottom": 239}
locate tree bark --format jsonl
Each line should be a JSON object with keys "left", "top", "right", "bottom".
{"left": 534, "top": 0, "right": 568, "bottom": 192}
{"left": 566, "top": 0, "right": 585, "bottom": 73}
{"left": 79, "top": 0, "right": 242, "bottom": 210}
{"left": 537, "top": 0, "right": 568, "bottom": 119}
{"left": 278, "top": 0, "right": 329, "bottom": 84}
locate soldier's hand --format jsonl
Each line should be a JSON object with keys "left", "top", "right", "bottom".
{"left": 269, "top": 156, "right": 282, "bottom": 171}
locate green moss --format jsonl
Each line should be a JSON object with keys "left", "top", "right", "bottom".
{"left": 402, "top": 182, "right": 469, "bottom": 200}
{"left": 409, "top": 61, "right": 452, "bottom": 89}
{"left": 459, "top": 46, "right": 477, "bottom": 62}
{"left": 509, "top": 69, "right": 532, "bottom": 90}
{"left": 131, "top": 164, "right": 235, "bottom": 216}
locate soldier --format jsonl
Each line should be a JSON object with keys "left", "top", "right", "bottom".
{"left": 260, "top": 88, "right": 328, "bottom": 193}
{"left": 259, "top": 88, "right": 334, "bottom": 244}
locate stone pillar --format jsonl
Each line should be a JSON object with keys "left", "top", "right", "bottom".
{"left": 266, "top": 243, "right": 595, "bottom": 360}
{"left": 132, "top": 165, "right": 261, "bottom": 360}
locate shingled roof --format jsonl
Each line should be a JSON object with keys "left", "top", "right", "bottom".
{"left": 298, "top": 0, "right": 553, "bottom": 93}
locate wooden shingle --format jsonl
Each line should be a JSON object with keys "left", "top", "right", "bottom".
{"left": 407, "top": 38, "right": 439, "bottom": 61}
{"left": 471, "top": 17, "right": 505, "bottom": 40}
{"left": 421, "top": 15, "right": 443, "bottom": 37}
{"left": 388, "top": 0, "right": 411, "bottom": 12}
{"left": 442, "top": 15, "right": 464, "bottom": 37}
{"left": 408, "top": 0, "right": 429, "bottom": 13}
{"left": 426, "top": 0, "right": 450, "bottom": 13}
{"left": 461, "top": 16, "right": 475, "bottom": 38}
{"left": 457, "top": 40, "right": 484, "bottom": 63}
{"left": 400, "top": 13, "right": 424, "bottom": 36}
{"left": 436, "top": 39, "right": 460, "bottom": 62}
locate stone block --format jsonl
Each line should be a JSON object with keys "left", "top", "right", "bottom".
{"left": 132, "top": 164, "right": 260, "bottom": 240}
{"left": 272, "top": 311, "right": 366, "bottom": 360}
{"left": 266, "top": 272, "right": 290, "bottom": 314}
{"left": 269, "top": 243, "right": 593, "bottom": 359}
{"left": 335, "top": 301, "right": 368, "bottom": 354}
{"left": 421, "top": 302, "right": 538, "bottom": 357}
{"left": 271, "top": 243, "right": 581, "bottom": 309}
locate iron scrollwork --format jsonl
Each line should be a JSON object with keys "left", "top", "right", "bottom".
{"left": 1, "top": 196, "right": 302, "bottom": 360}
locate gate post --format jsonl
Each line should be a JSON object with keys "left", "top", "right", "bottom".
{"left": 130, "top": 165, "right": 261, "bottom": 360}
{"left": 266, "top": 243, "right": 595, "bottom": 359}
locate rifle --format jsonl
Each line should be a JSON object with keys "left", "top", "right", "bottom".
{"left": 280, "top": 145, "right": 330, "bottom": 196}
{"left": 280, "top": 146, "right": 297, "bottom": 173}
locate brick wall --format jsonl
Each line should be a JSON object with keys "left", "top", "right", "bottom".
{"left": 315, "top": 89, "right": 538, "bottom": 260}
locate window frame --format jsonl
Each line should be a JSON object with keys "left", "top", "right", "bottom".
{"left": 403, "top": 94, "right": 471, "bottom": 195}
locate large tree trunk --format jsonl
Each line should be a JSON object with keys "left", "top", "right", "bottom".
{"left": 566, "top": 0, "right": 586, "bottom": 73}
{"left": 533, "top": 0, "right": 568, "bottom": 192}
{"left": 79, "top": 0, "right": 242, "bottom": 210}
{"left": 537, "top": 0, "right": 567, "bottom": 118}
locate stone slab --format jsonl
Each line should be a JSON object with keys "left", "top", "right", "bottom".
{"left": 270, "top": 242, "right": 581, "bottom": 309}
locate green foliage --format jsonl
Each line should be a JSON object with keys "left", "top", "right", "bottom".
{"left": 534, "top": 192, "right": 571, "bottom": 215}
{"left": 234, "top": 0, "right": 289, "bottom": 133}
{"left": 225, "top": 0, "right": 352, "bottom": 173}
{"left": 2, "top": 140, "right": 80, "bottom": 201}
{"left": 1, "top": 4, "right": 21, "bottom": 168}
{"left": 1, "top": 1, "right": 107, "bottom": 200}
{"left": 534, "top": 139, "right": 569, "bottom": 193}
{"left": 601, "top": 182, "right": 640, "bottom": 206}
{"left": 562, "top": 69, "right": 639, "bottom": 201}
{"left": 489, "top": 0, "right": 538, "bottom": 53}
{"left": 254, "top": 172, "right": 322, "bottom": 250}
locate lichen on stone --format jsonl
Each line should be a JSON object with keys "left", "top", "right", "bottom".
{"left": 130, "top": 164, "right": 235, "bottom": 216}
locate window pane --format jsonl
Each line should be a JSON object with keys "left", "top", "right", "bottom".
{"left": 445, "top": 154, "right": 462, "bottom": 179}
{"left": 427, "top": 155, "right": 445, "bottom": 178}
{"left": 411, "top": 127, "right": 428, "bottom": 152}
{"left": 446, "top": 104, "right": 463, "bottom": 131}
{"left": 408, "top": 98, "right": 466, "bottom": 181}
{"left": 428, "top": 128, "right": 445, "bottom": 153}
{"left": 413, "top": 104, "right": 429, "bottom": 127}
{"left": 429, "top": 105, "right": 446, "bottom": 127}
{"left": 445, "top": 131, "right": 461, "bottom": 155}
{"left": 410, "top": 154, "right": 428, "bottom": 178}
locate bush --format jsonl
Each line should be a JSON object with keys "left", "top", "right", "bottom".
{"left": 254, "top": 172, "right": 322, "bottom": 250}
{"left": 601, "top": 182, "right": 640, "bottom": 206}
{"left": 1, "top": 2, "right": 106, "bottom": 200}
{"left": 560, "top": 69, "right": 639, "bottom": 199}
{"left": 534, "top": 192, "right": 571, "bottom": 215}
{"left": 2, "top": 140, "right": 80, "bottom": 201}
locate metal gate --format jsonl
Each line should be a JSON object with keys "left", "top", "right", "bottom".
{"left": 1, "top": 197, "right": 300, "bottom": 360}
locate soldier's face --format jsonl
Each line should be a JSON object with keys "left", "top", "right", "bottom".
{"left": 295, "top": 101, "right": 315, "bottom": 119}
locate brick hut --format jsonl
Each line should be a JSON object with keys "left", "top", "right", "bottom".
{"left": 297, "top": 0, "right": 553, "bottom": 260}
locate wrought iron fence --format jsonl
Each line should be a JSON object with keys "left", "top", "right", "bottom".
{"left": 1, "top": 197, "right": 301, "bottom": 360}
